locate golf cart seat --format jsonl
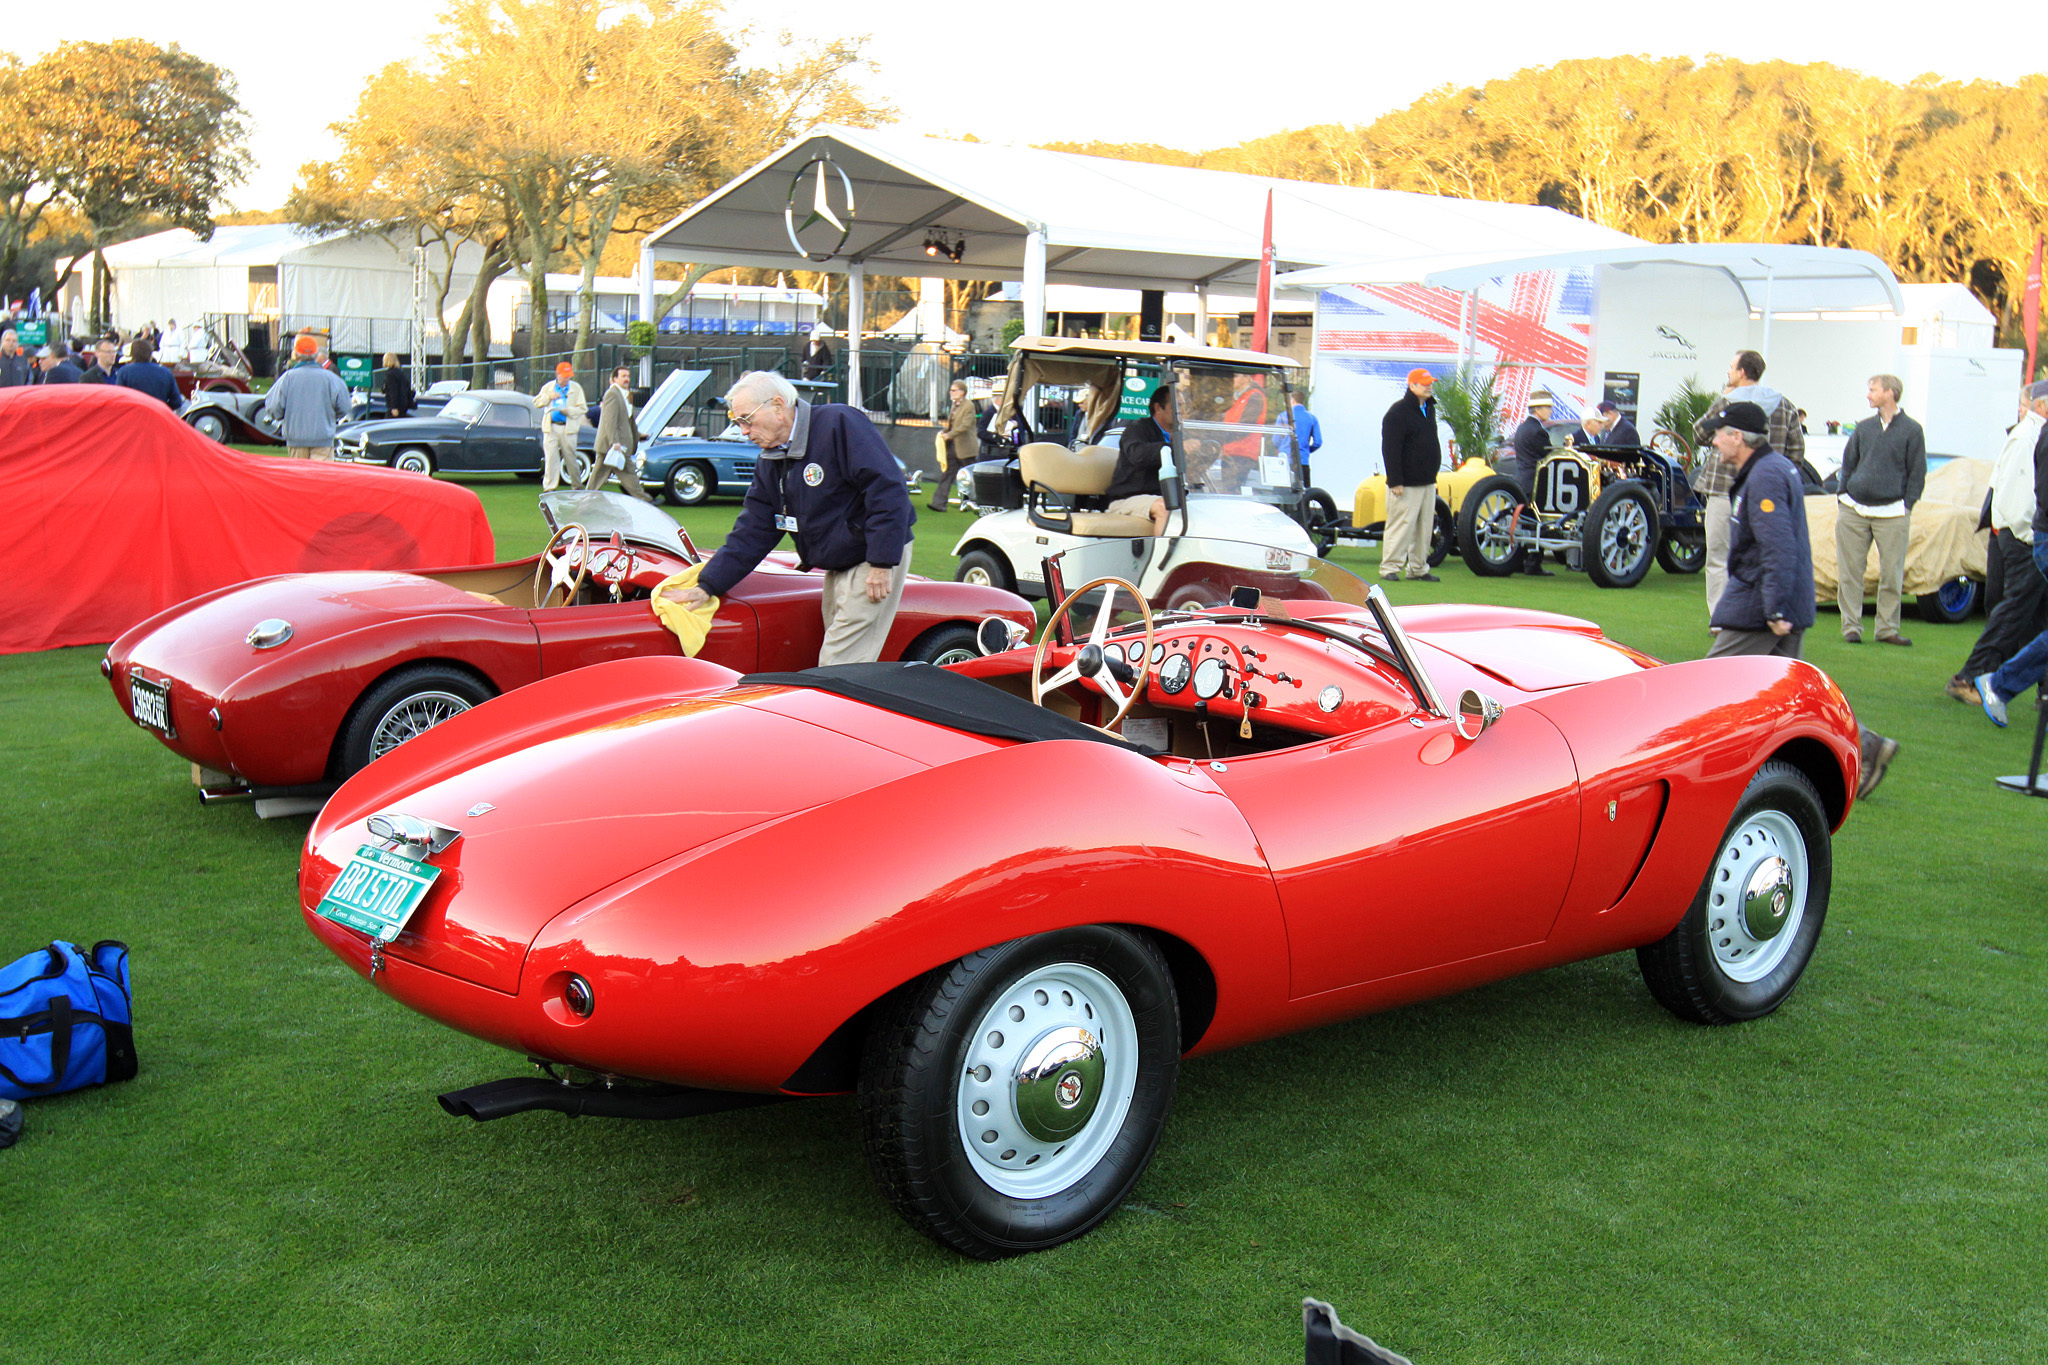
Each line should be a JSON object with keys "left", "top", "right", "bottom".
{"left": 1020, "top": 442, "right": 1154, "bottom": 536}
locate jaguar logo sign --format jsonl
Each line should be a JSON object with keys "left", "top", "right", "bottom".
{"left": 785, "top": 155, "right": 856, "bottom": 262}
{"left": 1651, "top": 323, "right": 1698, "bottom": 362}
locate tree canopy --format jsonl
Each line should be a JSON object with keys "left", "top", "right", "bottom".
{"left": 1045, "top": 57, "right": 2048, "bottom": 343}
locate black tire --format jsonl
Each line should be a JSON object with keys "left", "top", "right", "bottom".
{"left": 1915, "top": 576, "right": 1979, "bottom": 624}
{"left": 905, "top": 624, "right": 979, "bottom": 667}
{"left": 1656, "top": 529, "right": 1707, "bottom": 575}
{"left": 665, "top": 461, "right": 714, "bottom": 507}
{"left": 954, "top": 548, "right": 1015, "bottom": 594}
{"left": 858, "top": 925, "right": 1180, "bottom": 1259}
{"left": 336, "top": 665, "right": 496, "bottom": 780}
{"left": 391, "top": 446, "right": 437, "bottom": 476}
{"left": 1457, "top": 474, "right": 1527, "bottom": 577}
{"left": 191, "top": 411, "right": 230, "bottom": 443}
{"left": 1426, "top": 496, "right": 1453, "bottom": 568}
{"left": 1582, "top": 481, "right": 1659, "bottom": 588}
{"left": 1637, "top": 761, "right": 1831, "bottom": 1025}
{"left": 1298, "top": 487, "right": 1340, "bottom": 556}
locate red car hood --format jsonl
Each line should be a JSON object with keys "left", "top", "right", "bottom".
{"left": 118, "top": 570, "right": 516, "bottom": 694}
{"left": 305, "top": 692, "right": 927, "bottom": 993}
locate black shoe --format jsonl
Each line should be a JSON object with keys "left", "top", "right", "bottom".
{"left": 1407, "top": 572, "right": 1441, "bottom": 583}
{"left": 1523, "top": 565, "right": 1555, "bottom": 577}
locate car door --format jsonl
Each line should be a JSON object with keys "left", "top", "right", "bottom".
{"left": 1209, "top": 707, "right": 1580, "bottom": 998}
{"left": 463, "top": 400, "right": 537, "bottom": 471}
{"left": 530, "top": 595, "right": 760, "bottom": 676}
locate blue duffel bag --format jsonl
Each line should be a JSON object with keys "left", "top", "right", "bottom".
{"left": 1, "top": 941, "right": 137, "bottom": 1101}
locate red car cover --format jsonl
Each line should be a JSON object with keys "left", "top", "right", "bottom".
{"left": 2, "top": 384, "right": 495, "bottom": 654}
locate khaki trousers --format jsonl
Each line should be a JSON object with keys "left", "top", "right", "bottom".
{"left": 285, "top": 445, "right": 332, "bottom": 461}
{"left": 1835, "top": 505, "right": 1910, "bottom": 639}
{"left": 1381, "top": 484, "right": 1435, "bottom": 577}
{"left": 1704, "top": 494, "right": 1732, "bottom": 619}
{"left": 583, "top": 448, "right": 652, "bottom": 500}
{"left": 817, "top": 556, "right": 911, "bottom": 666}
{"left": 541, "top": 425, "right": 580, "bottom": 491}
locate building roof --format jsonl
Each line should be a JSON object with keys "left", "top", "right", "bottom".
{"left": 642, "top": 125, "right": 1641, "bottom": 291}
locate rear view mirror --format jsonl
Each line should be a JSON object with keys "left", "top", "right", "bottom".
{"left": 977, "top": 616, "right": 1027, "bottom": 655}
{"left": 1454, "top": 688, "right": 1504, "bottom": 740}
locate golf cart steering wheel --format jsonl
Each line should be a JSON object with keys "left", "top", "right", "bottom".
{"left": 535, "top": 523, "right": 592, "bottom": 608}
{"left": 585, "top": 533, "right": 638, "bottom": 602}
{"left": 1032, "top": 576, "right": 1156, "bottom": 733}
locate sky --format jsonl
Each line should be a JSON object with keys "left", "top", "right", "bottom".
{"left": 12, "top": 0, "right": 2041, "bottom": 212}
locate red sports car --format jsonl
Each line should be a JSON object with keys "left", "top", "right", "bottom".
{"left": 105, "top": 490, "right": 1036, "bottom": 813}
{"left": 296, "top": 535, "right": 1863, "bottom": 1258}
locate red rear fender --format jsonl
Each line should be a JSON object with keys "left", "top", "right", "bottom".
{"left": 312, "top": 653, "right": 744, "bottom": 838}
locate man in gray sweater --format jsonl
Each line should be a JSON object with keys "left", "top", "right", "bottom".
{"left": 1835, "top": 373, "right": 1927, "bottom": 645}
{"left": 262, "top": 334, "right": 354, "bottom": 459}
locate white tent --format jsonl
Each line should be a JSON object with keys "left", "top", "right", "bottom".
{"left": 639, "top": 124, "right": 1638, "bottom": 405}
{"left": 74, "top": 226, "right": 491, "bottom": 353}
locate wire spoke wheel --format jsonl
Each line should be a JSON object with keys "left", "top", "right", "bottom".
{"left": 367, "top": 690, "right": 474, "bottom": 761}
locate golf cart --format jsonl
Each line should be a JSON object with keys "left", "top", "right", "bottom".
{"left": 950, "top": 337, "right": 1314, "bottom": 597}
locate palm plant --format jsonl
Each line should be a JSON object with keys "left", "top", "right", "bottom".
{"left": 1433, "top": 364, "right": 1509, "bottom": 467}
{"left": 1653, "top": 376, "right": 1719, "bottom": 447}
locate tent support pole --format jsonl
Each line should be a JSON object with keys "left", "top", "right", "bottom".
{"left": 847, "top": 262, "right": 865, "bottom": 411}
{"left": 637, "top": 244, "right": 657, "bottom": 387}
{"left": 1761, "top": 265, "right": 1776, "bottom": 356}
{"left": 1196, "top": 284, "right": 1210, "bottom": 345}
{"left": 1023, "top": 227, "right": 1047, "bottom": 425}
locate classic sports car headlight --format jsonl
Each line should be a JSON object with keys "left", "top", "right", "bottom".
{"left": 563, "top": 975, "right": 595, "bottom": 1017}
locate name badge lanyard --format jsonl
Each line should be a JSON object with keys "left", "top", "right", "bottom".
{"left": 773, "top": 460, "right": 800, "bottom": 534}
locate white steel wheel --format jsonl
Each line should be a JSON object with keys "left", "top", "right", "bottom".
{"left": 192, "top": 411, "right": 229, "bottom": 443}
{"left": 955, "top": 961, "right": 1139, "bottom": 1199}
{"left": 1704, "top": 808, "right": 1808, "bottom": 983}
{"left": 1638, "top": 760, "right": 1832, "bottom": 1025}
{"left": 367, "top": 689, "right": 474, "bottom": 761}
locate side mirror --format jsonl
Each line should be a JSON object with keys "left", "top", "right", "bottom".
{"left": 976, "top": 616, "right": 1027, "bottom": 656}
{"left": 1454, "top": 688, "right": 1504, "bottom": 741}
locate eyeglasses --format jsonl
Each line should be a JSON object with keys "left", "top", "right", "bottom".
{"left": 731, "top": 398, "right": 779, "bottom": 430}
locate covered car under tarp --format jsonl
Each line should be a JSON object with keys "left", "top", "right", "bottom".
{"left": 1, "top": 384, "right": 495, "bottom": 654}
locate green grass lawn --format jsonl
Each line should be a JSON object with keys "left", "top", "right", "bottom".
{"left": 4, "top": 470, "right": 2044, "bottom": 1363}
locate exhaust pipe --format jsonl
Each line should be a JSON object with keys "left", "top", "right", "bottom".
{"left": 437, "top": 1076, "right": 794, "bottom": 1122}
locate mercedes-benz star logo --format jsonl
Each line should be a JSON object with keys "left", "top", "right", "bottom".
{"left": 785, "top": 155, "right": 855, "bottom": 262}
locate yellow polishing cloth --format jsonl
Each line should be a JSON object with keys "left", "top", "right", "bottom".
{"left": 649, "top": 565, "right": 720, "bottom": 656}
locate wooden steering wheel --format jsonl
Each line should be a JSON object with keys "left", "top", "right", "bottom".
{"left": 534, "top": 523, "right": 591, "bottom": 608}
{"left": 1032, "top": 576, "right": 1156, "bottom": 733}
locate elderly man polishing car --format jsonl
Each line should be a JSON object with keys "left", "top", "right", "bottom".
{"left": 674, "top": 371, "right": 915, "bottom": 666}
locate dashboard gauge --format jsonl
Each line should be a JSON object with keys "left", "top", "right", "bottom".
{"left": 1125, "top": 641, "right": 1148, "bottom": 665}
{"left": 1158, "top": 652, "right": 1191, "bottom": 694}
{"left": 1192, "top": 657, "right": 1226, "bottom": 700}
{"left": 1317, "top": 684, "right": 1343, "bottom": 713}
{"left": 1150, "top": 642, "right": 1167, "bottom": 663}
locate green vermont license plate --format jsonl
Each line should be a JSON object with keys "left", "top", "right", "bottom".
{"left": 315, "top": 845, "right": 443, "bottom": 943}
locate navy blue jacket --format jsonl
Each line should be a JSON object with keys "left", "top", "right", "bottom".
{"left": 700, "top": 402, "right": 915, "bottom": 598}
{"left": 1711, "top": 447, "right": 1816, "bottom": 632}
{"left": 114, "top": 361, "right": 182, "bottom": 411}
{"left": 1511, "top": 414, "right": 1550, "bottom": 486}
{"left": 1599, "top": 416, "right": 1640, "bottom": 447}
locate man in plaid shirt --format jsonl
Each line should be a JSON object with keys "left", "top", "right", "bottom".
{"left": 1693, "top": 350, "right": 1806, "bottom": 621}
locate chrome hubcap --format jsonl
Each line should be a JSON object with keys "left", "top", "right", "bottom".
{"left": 1709, "top": 809, "right": 1807, "bottom": 982}
{"left": 677, "top": 468, "right": 706, "bottom": 498}
{"left": 368, "top": 690, "right": 473, "bottom": 760}
{"left": 957, "top": 961, "right": 1137, "bottom": 1198}
{"left": 1601, "top": 501, "right": 1650, "bottom": 573}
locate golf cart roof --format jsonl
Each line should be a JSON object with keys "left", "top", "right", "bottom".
{"left": 1008, "top": 336, "right": 1301, "bottom": 370}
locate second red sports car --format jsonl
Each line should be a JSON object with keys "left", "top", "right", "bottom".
{"left": 104, "top": 490, "right": 1036, "bottom": 812}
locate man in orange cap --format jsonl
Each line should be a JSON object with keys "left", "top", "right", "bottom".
{"left": 533, "top": 361, "right": 589, "bottom": 490}
{"left": 261, "top": 332, "right": 352, "bottom": 459}
{"left": 1379, "top": 368, "right": 1443, "bottom": 581}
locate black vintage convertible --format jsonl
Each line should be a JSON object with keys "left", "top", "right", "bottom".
{"left": 330, "top": 391, "right": 598, "bottom": 476}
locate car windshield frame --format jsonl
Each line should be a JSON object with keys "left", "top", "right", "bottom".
{"left": 539, "top": 490, "right": 699, "bottom": 560}
{"left": 1039, "top": 536, "right": 1448, "bottom": 718}
{"left": 440, "top": 394, "right": 491, "bottom": 425}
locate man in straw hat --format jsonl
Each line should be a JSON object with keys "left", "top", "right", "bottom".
{"left": 1508, "top": 392, "right": 1557, "bottom": 576}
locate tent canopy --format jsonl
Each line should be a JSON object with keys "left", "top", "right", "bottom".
{"left": 642, "top": 125, "right": 1640, "bottom": 292}
{"left": 1277, "top": 242, "right": 1904, "bottom": 315}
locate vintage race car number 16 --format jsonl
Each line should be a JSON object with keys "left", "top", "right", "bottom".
{"left": 314, "top": 845, "right": 443, "bottom": 943}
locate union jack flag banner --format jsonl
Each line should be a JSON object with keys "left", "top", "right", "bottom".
{"left": 1310, "top": 268, "right": 1597, "bottom": 495}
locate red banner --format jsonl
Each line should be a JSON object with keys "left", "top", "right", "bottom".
{"left": 2025, "top": 234, "right": 2041, "bottom": 386}
{"left": 1252, "top": 190, "right": 1275, "bottom": 354}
